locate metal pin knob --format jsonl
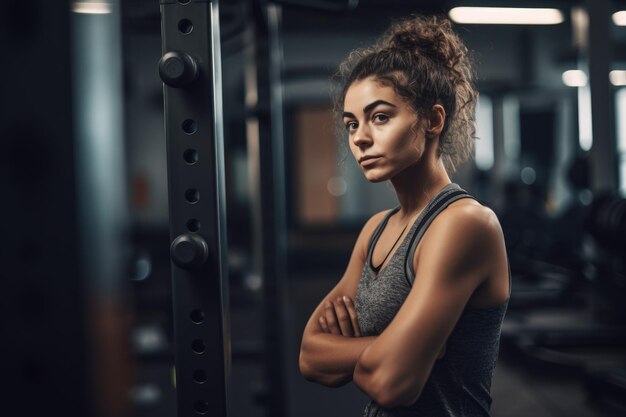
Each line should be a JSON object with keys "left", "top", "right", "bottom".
{"left": 170, "top": 233, "right": 209, "bottom": 269}
{"left": 158, "top": 51, "right": 199, "bottom": 88}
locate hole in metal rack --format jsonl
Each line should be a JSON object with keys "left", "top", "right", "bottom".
{"left": 186, "top": 219, "right": 201, "bottom": 232}
{"left": 178, "top": 0, "right": 191, "bottom": 4}
{"left": 194, "top": 400, "right": 209, "bottom": 415}
{"left": 178, "top": 19, "right": 193, "bottom": 35}
{"left": 182, "top": 119, "right": 197, "bottom": 134}
{"left": 193, "top": 369, "right": 208, "bottom": 384}
{"left": 190, "top": 309, "right": 204, "bottom": 324}
{"left": 185, "top": 189, "right": 199, "bottom": 204}
{"left": 191, "top": 339, "right": 205, "bottom": 354}
{"left": 184, "top": 149, "right": 198, "bottom": 164}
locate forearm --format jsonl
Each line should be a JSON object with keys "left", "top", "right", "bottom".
{"left": 300, "top": 332, "right": 377, "bottom": 387}
{"left": 353, "top": 342, "right": 418, "bottom": 408}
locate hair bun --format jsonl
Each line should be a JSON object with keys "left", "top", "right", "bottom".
{"left": 384, "top": 16, "right": 465, "bottom": 75}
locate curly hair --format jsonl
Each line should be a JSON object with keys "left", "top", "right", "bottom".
{"left": 334, "top": 15, "right": 477, "bottom": 173}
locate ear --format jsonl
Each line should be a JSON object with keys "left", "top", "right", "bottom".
{"left": 425, "top": 104, "right": 446, "bottom": 138}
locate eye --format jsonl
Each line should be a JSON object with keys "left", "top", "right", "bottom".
{"left": 345, "top": 121, "right": 358, "bottom": 132}
{"left": 373, "top": 113, "right": 389, "bottom": 124}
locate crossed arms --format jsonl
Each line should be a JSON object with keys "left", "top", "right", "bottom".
{"left": 298, "top": 212, "right": 383, "bottom": 388}
{"left": 299, "top": 203, "right": 506, "bottom": 408}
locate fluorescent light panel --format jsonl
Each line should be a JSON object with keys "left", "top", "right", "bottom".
{"left": 71, "top": 2, "right": 112, "bottom": 14}
{"left": 613, "top": 11, "right": 626, "bottom": 26}
{"left": 449, "top": 7, "right": 564, "bottom": 25}
{"left": 562, "top": 70, "right": 587, "bottom": 87}
{"left": 562, "top": 70, "right": 626, "bottom": 87}
{"left": 610, "top": 70, "right": 626, "bottom": 86}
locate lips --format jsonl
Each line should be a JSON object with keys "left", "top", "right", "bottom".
{"left": 359, "top": 155, "right": 381, "bottom": 167}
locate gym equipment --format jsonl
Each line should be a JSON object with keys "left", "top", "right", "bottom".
{"left": 501, "top": 192, "right": 626, "bottom": 413}
{"left": 159, "top": 1, "right": 230, "bottom": 416}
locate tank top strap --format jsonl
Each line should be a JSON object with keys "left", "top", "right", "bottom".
{"left": 366, "top": 206, "right": 400, "bottom": 265}
{"left": 403, "top": 183, "right": 476, "bottom": 286}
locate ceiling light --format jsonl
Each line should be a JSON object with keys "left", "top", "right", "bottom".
{"left": 449, "top": 7, "right": 564, "bottom": 25}
{"left": 610, "top": 70, "right": 626, "bottom": 86}
{"left": 613, "top": 11, "right": 626, "bottom": 26}
{"left": 562, "top": 70, "right": 587, "bottom": 87}
{"left": 71, "top": 2, "right": 112, "bottom": 14}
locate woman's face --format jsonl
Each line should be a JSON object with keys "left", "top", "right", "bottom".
{"left": 342, "top": 76, "right": 425, "bottom": 183}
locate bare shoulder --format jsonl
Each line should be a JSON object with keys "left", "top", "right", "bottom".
{"left": 431, "top": 199, "right": 503, "bottom": 243}
{"left": 417, "top": 198, "right": 506, "bottom": 280}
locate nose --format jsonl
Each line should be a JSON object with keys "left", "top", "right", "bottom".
{"left": 352, "top": 124, "right": 372, "bottom": 148}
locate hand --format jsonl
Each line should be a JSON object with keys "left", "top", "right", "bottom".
{"left": 318, "top": 296, "right": 362, "bottom": 337}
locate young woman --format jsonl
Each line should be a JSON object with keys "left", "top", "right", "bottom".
{"left": 299, "top": 15, "right": 510, "bottom": 417}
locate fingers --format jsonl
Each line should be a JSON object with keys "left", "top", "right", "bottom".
{"left": 342, "top": 296, "right": 361, "bottom": 337}
{"left": 332, "top": 297, "right": 354, "bottom": 337}
{"left": 318, "top": 296, "right": 362, "bottom": 337}
{"left": 323, "top": 301, "right": 341, "bottom": 335}
{"left": 318, "top": 315, "right": 330, "bottom": 333}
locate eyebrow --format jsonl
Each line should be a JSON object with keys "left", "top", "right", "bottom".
{"left": 342, "top": 99, "right": 397, "bottom": 119}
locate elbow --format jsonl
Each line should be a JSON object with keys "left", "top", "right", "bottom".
{"left": 354, "top": 365, "right": 423, "bottom": 408}
{"left": 299, "top": 347, "right": 350, "bottom": 387}
{"left": 298, "top": 346, "right": 314, "bottom": 381}
{"left": 372, "top": 379, "right": 423, "bottom": 408}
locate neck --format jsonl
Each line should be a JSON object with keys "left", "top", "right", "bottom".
{"left": 389, "top": 153, "right": 451, "bottom": 222}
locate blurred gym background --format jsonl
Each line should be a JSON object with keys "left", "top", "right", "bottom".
{"left": 1, "top": 0, "right": 626, "bottom": 416}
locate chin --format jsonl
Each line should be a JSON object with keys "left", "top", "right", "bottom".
{"left": 363, "top": 171, "right": 391, "bottom": 183}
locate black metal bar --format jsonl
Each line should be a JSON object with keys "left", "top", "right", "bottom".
{"left": 159, "top": 1, "right": 230, "bottom": 417}
{"left": 266, "top": 5, "right": 290, "bottom": 417}
{"left": 587, "top": 0, "right": 617, "bottom": 192}
{"left": 246, "top": 1, "right": 289, "bottom": 416}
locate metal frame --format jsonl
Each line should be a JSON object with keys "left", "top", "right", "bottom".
{"left": 245, "top": 2, "right": 289, "bottom": 415}
{"left": 587, "top": 0, "right": 617, "bottom": 191}
{"left": 159, "top": 1, "right": 230, "bottom": 416}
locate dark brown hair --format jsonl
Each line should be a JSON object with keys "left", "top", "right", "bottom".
{"left": 334, "top": 15, "right": 477, "bottom": 173}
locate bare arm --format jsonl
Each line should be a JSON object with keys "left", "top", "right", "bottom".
{"left": 299, "top": 212, "right": 387, "bottom": 387}
{"left": 353, "top": 205, "right": 507, "bottom": 407}
{"left": 300, "top": 329, "right": 377, "bottom": 387}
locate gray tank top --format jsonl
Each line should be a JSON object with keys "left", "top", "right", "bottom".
{"left": 354, "top": 183, "right": 510, "bottom": 417}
